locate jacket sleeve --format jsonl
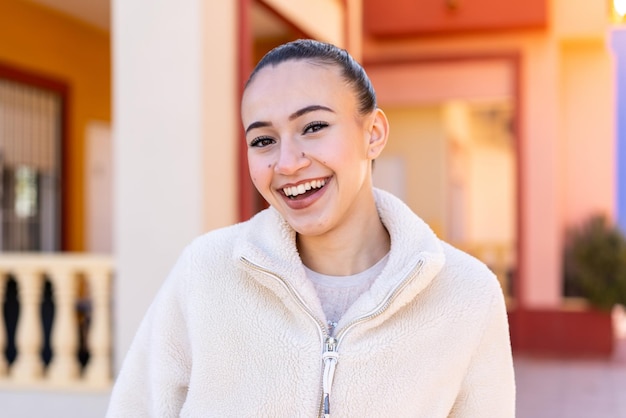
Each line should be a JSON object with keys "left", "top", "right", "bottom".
{"left": 106, "top": 247, "right": 193, "bottom": 418}
{"left": 449, "top": 281, "right": 516, "bottom": 417}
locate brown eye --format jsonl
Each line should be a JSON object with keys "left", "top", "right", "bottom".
{"left": 249, "top": 137, "right": 275, "bottom": 148}
{"left": 303, "top": 121, "right": 328, "bottom": 135}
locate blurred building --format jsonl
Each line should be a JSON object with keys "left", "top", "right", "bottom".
{"left": 0, "top": 0, "right": 622, "bottom": 416}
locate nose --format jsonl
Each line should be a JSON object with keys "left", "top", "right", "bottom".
{"left": 274, "top": 139, "right": 310, "bottom": 175}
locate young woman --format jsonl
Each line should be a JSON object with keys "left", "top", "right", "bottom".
{"left": 107, "top": 39, "right": 515, "bottom": 417}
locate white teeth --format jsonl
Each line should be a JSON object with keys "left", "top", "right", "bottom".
{"left": 283, "top": 179, "right": 327, "bottom": 197}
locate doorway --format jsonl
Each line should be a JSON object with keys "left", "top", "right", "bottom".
{"left": 368, "top": 56, "right": 520, "bottom": 303}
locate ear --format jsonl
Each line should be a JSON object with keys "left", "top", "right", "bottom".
{"left": 366, "top": 108, "right": 389, "bottom": 160}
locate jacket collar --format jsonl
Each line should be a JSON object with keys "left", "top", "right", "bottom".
{"left": 234, "top": 188, "right": 445, "bottom": 326}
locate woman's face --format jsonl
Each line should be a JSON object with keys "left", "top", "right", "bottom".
{"left": 241, "top": 59, "right": 387, "bottom": 238}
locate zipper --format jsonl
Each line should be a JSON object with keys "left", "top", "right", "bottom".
{"left": 333, "top": 259, "right": 425, "bottom": 347}
{"left": 239, "top": 257, "right": 329, "bottom": 417}
{"left": 240, "top": 256, "right": 425, "bottom": 417}
{"left": 318, "top": 258, "right": 425, "bottom": 417}
{"left": 322, "top": 336, "right": 338, "bottom": 418}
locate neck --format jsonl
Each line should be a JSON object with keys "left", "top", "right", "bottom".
{"left": 297, "top": 199, "right": 390, "bottom": 276}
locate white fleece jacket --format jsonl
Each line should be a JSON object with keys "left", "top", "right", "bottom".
{"left": 107, "top": 189, "right": 515, "bottom": 417}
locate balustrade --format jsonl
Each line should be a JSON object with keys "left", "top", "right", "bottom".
{"left": 0, "top": 253, "right": 113, "bottom": 390}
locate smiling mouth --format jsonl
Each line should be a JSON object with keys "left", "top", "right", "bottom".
{"left": 282, "top": 178, "right": 328, "bottom": 199}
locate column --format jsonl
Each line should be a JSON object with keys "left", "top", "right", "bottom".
{"left": 83, "top": 267, "right": 112, "bottom": 385}
{"left": 46, "top": 267, "right": 80, "bottom": 382}
{"left": 11, "top": 268, "right": 44, "bottom": 381}
{"left": 112, "top": 0, "right": 238, "bottom": 372}
{"left": 0, "top": 272, "right": 7, "bottom": 376}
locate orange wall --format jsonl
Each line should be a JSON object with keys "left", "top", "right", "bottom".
{"left": 560, "top": 40, "right": 615, "bottom": 227}
{"left": 0, "top": 0, "right": 111, "bottom": 251}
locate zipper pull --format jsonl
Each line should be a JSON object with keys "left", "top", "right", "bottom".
{"left": 322, "top": 337, "right": 339, "bottom": 418}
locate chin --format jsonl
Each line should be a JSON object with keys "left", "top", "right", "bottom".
{"left": 292, "top": 222, "right": 330, "bottom": 238}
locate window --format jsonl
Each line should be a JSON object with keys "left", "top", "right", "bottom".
{"left": 0, "top": 78, "right": 62, "bottom": 251}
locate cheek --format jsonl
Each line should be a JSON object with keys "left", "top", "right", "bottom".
{"left": 247, "top": 157, "right": 273, "bottom": 186}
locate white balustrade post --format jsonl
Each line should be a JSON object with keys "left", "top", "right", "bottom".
{"left": 11, "top": 268, "right": 44, "bottom": 382}
{"left": 0, "top": 271, "right": 7, "bottom": 376}
{"left": 84, "top": 267, "right": 112, "bottom": 385}
{"left": 47, "top": 268, "right": 80, "bottom": 382}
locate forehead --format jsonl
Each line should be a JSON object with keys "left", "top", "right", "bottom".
{"left": 241, "top": 60, "right": 354, "bottom": 122}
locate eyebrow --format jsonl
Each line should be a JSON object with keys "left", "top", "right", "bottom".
{"left": 245, "top": 105, "right": 335, "bottom": 135}
{"left": 289, "top": 105, "right": 334, "bottom": 121}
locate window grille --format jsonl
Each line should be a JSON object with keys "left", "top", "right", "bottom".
{"left": 0, "top": 79, "right": 61, "bottom": 252}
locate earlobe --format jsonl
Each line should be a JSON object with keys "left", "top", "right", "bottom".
{"left": 367, "top": 108, "right": 389, "bottom": 159}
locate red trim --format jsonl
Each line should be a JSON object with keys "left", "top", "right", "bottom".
{"left": 0, "top": 61, "right": 70, "bottom": 251}
{"left": 509, "top": 53, "right": 526, "bottom": 350}
{"left": 362, "top": 0, "right": 547, "bottom": 38}
{"left": 61, "top": 88, "right": 70, "bottom": 251}
{"left": 0, "top": 62, "right": 67, "bottom": 92}
{"left": 511, "top": 54, "right": 524, "bottom": 308}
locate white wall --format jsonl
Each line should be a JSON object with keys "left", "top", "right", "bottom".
{"left": 112, "top": 0, "right": 238, "bottom": 372}
{"left": 86, "top": 121, "right": 113, "bottom": 254}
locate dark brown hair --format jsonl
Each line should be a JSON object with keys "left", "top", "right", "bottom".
{"left": 245, "top": 39, "right": 377, "bottom": 116}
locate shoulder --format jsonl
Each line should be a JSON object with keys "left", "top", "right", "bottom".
{"left": 186, "top": 208, "right": 275, "bottom": 258}
{"left": 174, "top": 207, "right": 283, "bottom": 279}
{"left": 188, "top": 221, "right": 247, "bottom": 255}
{"left": 441, "top": 242, "right": 495, "bottom": 280}
{"left": 164, "top": 217, "right": 253, "bottom": 283}
{"left": 435, "top": 240, "right": 504, "bottom": 305}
